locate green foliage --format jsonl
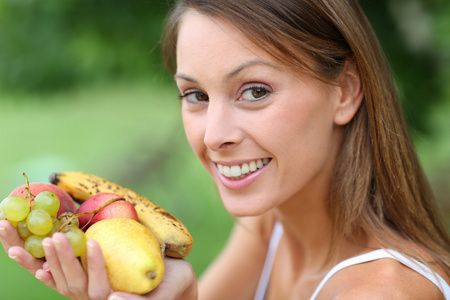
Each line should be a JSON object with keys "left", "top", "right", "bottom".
{"left": 1, "top": 0, "right": 449, "bottom": 136}
{"left": 0, "top": 0, "right": 171, "bottom": 92}
{"left": 360, "top": 0, "right": 449, "bottom": 134}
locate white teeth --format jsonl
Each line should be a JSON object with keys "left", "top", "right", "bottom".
{"left": 241, "top": 163, "right": 249, "bottom": 174}
{"left": 223, "top": 166, "right": 231, "bottom": 177}
{"left": 217, "top": 158, "right": 271, "bottom": 179}
{"left": 256, "top": 159, "right": 263, "bottom": 168}
{"left": 230, "top": 165, "right": 241, "bottom": 177}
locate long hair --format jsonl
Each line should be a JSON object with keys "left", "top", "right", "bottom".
{"left": 162, "top": 0, "right": 450, "bottom": 275}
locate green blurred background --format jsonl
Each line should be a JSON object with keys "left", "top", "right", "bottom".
{"left": 0, "top": 0, "right": 449, "bottom": 298}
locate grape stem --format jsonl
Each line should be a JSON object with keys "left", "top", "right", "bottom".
{"left": 58, "top": 197, "right": 125, "bottom": 232}
{"left": 22, "top": 173, "right": 35, "bottom": 204}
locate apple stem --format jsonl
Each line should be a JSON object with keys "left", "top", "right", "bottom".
{"left": 22, "top": 173, "right": 35, "bottom": 204}
{"left": 80, "top": 214, "right": 96, "bottom": 231}
{"left": 58, "top": 197, "right": 126, "bottom": 232}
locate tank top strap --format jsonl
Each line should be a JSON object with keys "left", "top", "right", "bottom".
{"left": 310, "top": 248, "right": 450, "bottom": 299}
{"left": 253, "top": 221, "right": 283, "bottom": 300}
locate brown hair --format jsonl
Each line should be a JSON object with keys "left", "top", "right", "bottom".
{"left": 162, "top": 0, "right": 450, "bottom": 275}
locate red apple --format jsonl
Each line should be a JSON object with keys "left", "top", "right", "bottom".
{"left": 76, "top": 192, "right": 138, "bottom": 230}
{"left": 9, "top": 183, "right": 77, "bottom": 216}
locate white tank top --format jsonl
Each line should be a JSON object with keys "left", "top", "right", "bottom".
{"left": 254, "top": 223, "right": 450, "bottom": 300}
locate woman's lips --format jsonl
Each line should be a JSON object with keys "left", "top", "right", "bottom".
{"left": 215, "top": 158, "right": 271, "bottom": 190}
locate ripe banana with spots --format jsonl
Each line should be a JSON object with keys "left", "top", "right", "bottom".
{"left": 49, "top": 171, "right": 193, "bottom": 258}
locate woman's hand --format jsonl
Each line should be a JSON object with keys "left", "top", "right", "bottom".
{"left": 38, "top": 232, "right": 112, "bottom": 300}
{"left": 108, "top": 257, "right": 198, "bottom": 300}
{"left": 0, "top": 220, "right": 45, "bottom": 275}
{"left": 39, "top": 233, "right": 198, "bottom": 300}
{"left": 1, "top": 219, "right": 198, "bottom": 300}
{"left": 40, "top": 234, "right": 198, "bottom": 300}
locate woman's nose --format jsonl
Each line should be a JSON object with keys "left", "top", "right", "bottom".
{"left": 203, "top": 101, "right": 243, "bottom": 151}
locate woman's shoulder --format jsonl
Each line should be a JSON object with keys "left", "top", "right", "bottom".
{"left": 319, "top": 252, "right": 447, "bottom": 299}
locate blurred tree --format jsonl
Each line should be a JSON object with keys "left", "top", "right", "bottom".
{"left": 0, "top": 0, "right": 171, "bottom": 92}
{"left": 360, "top": 0, "right": 448, "bottom": 135}
{"left": 0, "top": 0, "right": 448, "bottom": 135}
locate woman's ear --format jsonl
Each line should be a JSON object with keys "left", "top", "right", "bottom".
{"left": 333, "top": 58, "right": 364, "bottom": 125}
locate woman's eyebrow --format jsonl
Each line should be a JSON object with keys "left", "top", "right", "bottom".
{"left": 225, "top": 59, "right": 278, "bottom": 80}
{"left": 174, "top": 59, "right": 279, "bottom": 83}
{"left": 174, "top": 73, "right": 198, "bottom": 83}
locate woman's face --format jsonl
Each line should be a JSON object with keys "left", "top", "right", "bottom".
{"left": 175, "top": 11, "right": 344, "bottom": 217}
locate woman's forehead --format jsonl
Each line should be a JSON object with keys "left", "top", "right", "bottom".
{"left": 177, "top": 12, "right": 274, "bottom": 69}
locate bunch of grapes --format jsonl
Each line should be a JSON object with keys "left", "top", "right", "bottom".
{"left": 0, "top": 190, "right": 87, "bottom": 258}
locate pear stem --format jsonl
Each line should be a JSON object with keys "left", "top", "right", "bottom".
{"left": 147, "top": 271, "right": 157, "bottom": 280}
{"left": 58, "top": 197, "right": 125, "bottom": 231}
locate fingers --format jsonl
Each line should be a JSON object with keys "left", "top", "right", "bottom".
{"left": 2, "top": 220, "right": 113, "bottom": 299}
{"left": 8, "top": 246, "right": 45, "bottom": 273}
{"left": 0, "top": 220, "right": 24, "bottom": 251}
{"left": 41, "top": 234, "right": 112, "bottom": 300}
{"left": 86, "top": 239, "right": 112, "bottom": 299}
{"left": 35, "top": 265, "right": 57, "bottom": 290}
{"left": 0, "top": 220, "right": 45, "bottom": 274}
{"left": 43, "top": 233, "right": 89, "bottom": 299}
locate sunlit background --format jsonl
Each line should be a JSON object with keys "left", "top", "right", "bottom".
{"left": 0, "top": 0, "right": 449, "bottom": 298}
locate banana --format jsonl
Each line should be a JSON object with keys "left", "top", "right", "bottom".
{"left": 49, "top": 171, "right": 193, "bottom": 258}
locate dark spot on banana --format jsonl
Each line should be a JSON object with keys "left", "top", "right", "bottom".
{"left": 48, "top": 173, "right": 59, "bottom": 184}
{"left": 159, "top": 211, "right": 176, "bottom": 221}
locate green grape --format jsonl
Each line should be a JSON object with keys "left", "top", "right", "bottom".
{"left": 0, "top": 209, "right": 6, "bottom": 221}
{"left": 17, "top": 220, "right": 32, "bottom": 240}
{"left": 24, "top": 235, "right": 46, "bottom": 258}
{"left": 59, "top": 212, "right": 80, "bottom": 229}
{"left": 46, "top": 217, "right": 62, "bottom": 237}
{"left": 26, "top": 209, "right": 53, "bottom": 236}
{"left": 33, "top": 191, "right": 60, "bottom": 218}
{"left": 1, "top": 196, "right": 30, "bottom": 222}
{"left": 64, "top": 227, "right": 87, "bottom": 257}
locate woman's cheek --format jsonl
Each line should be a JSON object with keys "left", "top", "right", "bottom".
{"left": 182, "top": 112, "right": 208, "bottom": 162}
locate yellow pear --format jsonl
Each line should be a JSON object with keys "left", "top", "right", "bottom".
{"left": 81, "top": 218, "right": 165, "bottom": 294}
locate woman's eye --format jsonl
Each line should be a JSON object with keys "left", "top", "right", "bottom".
{"left": 181, "top": 91, "right": 209, "bottom": 102}
{"left": 240, "top": 86, "right": 270, "bottom": 101}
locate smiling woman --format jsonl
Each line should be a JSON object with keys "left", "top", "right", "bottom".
{"left": 1, "top": 0, "right": 450, "bottom": 300}
{"left": 161, "top": 0, "right": 450, "bottom": 299}
{"left": 175, "top": 13, "right": 349, "bottom": 218}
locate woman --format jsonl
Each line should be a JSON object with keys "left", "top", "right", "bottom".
{"left": 1, "top": 0, "right": 450, "bottom": 299}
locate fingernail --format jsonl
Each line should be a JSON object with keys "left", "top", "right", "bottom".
{"left": 108, "top": 295, "right": 127, "bottom": 300}
{"left": 42, "top": 262, "right": 50, "bottom": 272}
{"left": 8, "top": 253, "right": 20, "bottom": 263}
{"left": 87, "top": 240, "right": 95, "bottom": 257}
{"left": 53, "top": 238, "right": 62, "bottom": 251}
{"left": 42, "top": 240, "right": 51, "bottom": 252}
{"left": 0, "top": 227, "right": 5, "bottom": 237}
